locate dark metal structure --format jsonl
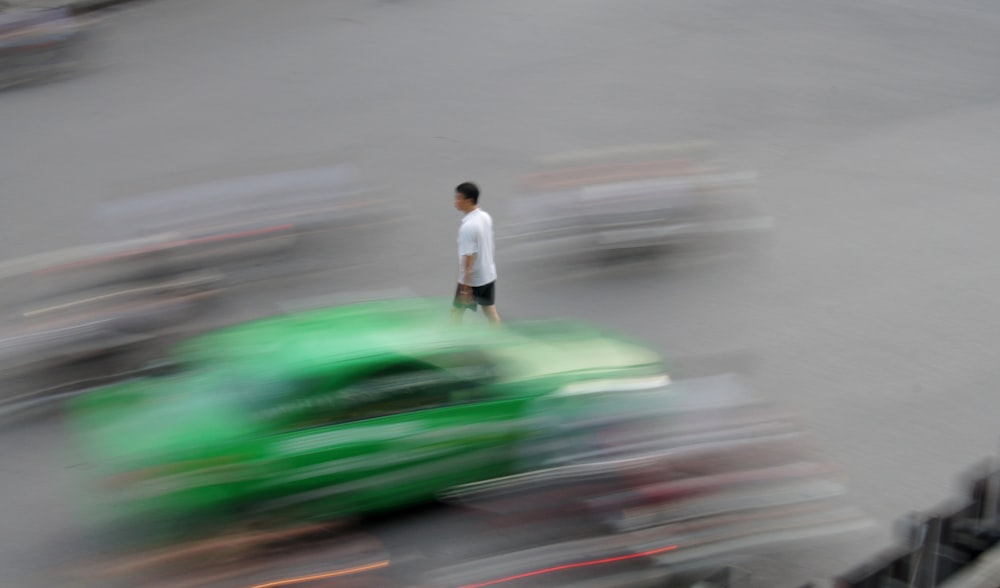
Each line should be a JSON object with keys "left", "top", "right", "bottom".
{"left": 829, "top": 458, "right": 1000, "bottom": 588}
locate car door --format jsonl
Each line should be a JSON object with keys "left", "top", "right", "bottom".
{"left": 322, "top": 352, "right": 527, "bottom": 510}
{"left": 372, "top": 354, "right": 526, "bottom": 502}
{"left": 252, "top": 374, "right": 421, "bottom": 522}
{"left": 253, "top": 354, "right": 522, "bottom": 522}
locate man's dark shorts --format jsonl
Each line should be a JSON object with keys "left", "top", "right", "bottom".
{"left": 453, "top": 281, "right": 496, "bottom": 311}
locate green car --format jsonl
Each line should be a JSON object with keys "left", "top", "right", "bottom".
{"left": 67, "top": 297, "right": 670, "bottom": 544}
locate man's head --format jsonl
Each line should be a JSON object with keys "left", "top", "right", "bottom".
{"left": 454, "top": 182, "right": 479, "bottom": 213}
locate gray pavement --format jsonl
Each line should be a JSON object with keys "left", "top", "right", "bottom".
{"left": 3, "top": 0, "right": 1000, "bottom": 585}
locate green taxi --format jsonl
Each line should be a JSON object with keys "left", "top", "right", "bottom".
{"left": 67, "top": 297, "right": 670, "bottom": 542}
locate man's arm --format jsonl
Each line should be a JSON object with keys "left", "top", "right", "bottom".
{"left": 458, "top": 225, "right": 479, "bottom": 288}
{"left": 461, "top": 253, "right": 477, "bottom": 288}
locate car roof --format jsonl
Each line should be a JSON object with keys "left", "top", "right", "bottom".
{"left": 172, "top": 298, "right": 663, "bottom": 383}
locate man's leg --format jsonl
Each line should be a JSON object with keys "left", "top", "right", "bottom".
{"left": 451, "top": 306, "right": 466, "bottom": 324}
{"left": 481, "top": 305, "right": 501, "bottom": 326}
{"left": 476, "top": 281, "right": 501, "bottom": 326}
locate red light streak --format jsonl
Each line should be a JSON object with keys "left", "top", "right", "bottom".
{"left": 458, "top": 544, "right": 678, "bottom": 588}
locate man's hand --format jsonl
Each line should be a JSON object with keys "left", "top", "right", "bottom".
{"left": 458, "top": 284, "right": 474, "bottom": 304}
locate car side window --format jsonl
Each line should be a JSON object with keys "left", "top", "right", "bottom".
{"left": 334, "top": 366, "right": 456, "bottom": 423}
{"left": 274, "top": 354, "right": 499, "bottom": 431}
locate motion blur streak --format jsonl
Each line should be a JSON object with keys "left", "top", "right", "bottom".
{"left": 501, "top": 142, "right": 772, "bottom": 271}
{"left": 33, "top": 223, "right": 297, "bottom": 274}
{"left": 457, "top": 544, "right": 678, "bottom": 588}
{"left": 249, "top": 559, "right": 390, "bottom": 588}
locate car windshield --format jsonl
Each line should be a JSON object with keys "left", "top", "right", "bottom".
{"left": 215, "top": 371, "right": 292, "bottom": 412}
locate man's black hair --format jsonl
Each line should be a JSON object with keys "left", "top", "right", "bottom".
{"left": 455, "top": 182, "right": 480, "bottom": 205}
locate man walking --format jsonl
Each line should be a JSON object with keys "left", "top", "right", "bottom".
{"left": 452, "top": 182, "right": 501, "bottom": 325}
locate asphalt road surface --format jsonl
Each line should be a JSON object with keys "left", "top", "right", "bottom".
{"left": 3, "top": 0, "right": 1000, "bottom": 585}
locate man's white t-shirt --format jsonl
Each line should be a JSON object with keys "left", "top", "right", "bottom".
{"left": 457, "top": 208, "right": 497, "bottom": 287}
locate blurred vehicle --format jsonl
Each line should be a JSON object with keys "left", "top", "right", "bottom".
{"left": 66, "top": 297, "right": 668, "bottom": 547}
{"left": 0, "top": 165, "right": 382, "bottom": 409}
{"left": 0, "top": 242, "right": 223, "bottom": 382}
{"left": 89, "top": 164, "right": 378, "bottom": 273}
{"left": 0, "top": 4, "right": 92, "bottom": 88}
{"left": 430, "top": 374, "right": 872, "bottom": 587}
{"left": 62, "top": 365, "right": 872, "bottom": 588}
{"left": 503, "top": 143, "right": 774, "bottom": 265}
